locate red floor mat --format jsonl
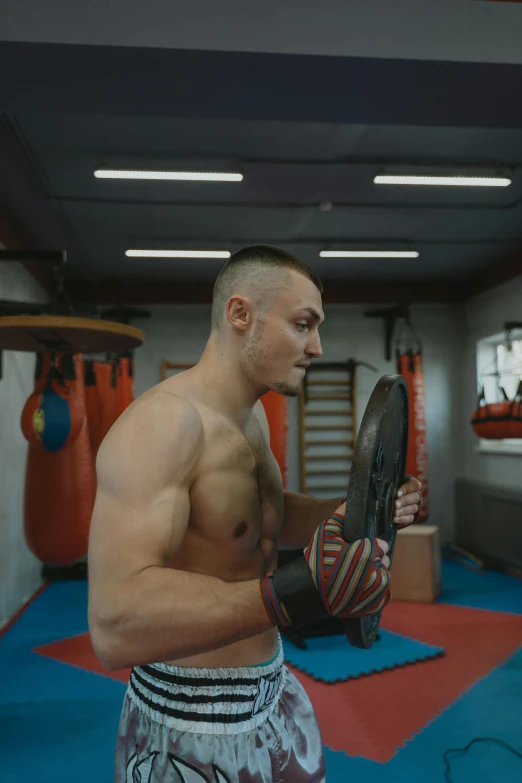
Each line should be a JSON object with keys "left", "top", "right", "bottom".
{"left": 34, "top": 602, "right": 522, "bottom": 764}
{"left": 289, "top": 602, "right": 522, "bottom": 762}
{"left": 35, "top": 632, "right": 131, "bottom": 684}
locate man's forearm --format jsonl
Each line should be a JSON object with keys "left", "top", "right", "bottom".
{"left": 279, "top": 491, "right": 345, "bottom": 549}
{"left": 89, "top": 567, "right": 272, "bottom": 670}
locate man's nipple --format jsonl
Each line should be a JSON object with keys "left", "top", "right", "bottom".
{"left": 233, "top": 521, "right": 248, "bottom": 539}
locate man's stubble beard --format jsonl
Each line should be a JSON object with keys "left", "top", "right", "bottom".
{"left": 243, "top": 319, "right": 302, "bottom": 398}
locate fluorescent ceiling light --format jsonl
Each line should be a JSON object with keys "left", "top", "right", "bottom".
{"left": 374, "top": 175, "right": 511, "bottom": 187}
{"left": 95, "top": 169, "right": 243, "bottom": 182}
{"left": 320, "top": 250, "right": 419, "bottom": 259}
{"left": 126, "top": 250, "right": 231, "bottom": 259}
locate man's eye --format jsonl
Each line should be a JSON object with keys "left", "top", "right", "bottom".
{"left": 296, "top": 323, "right": 309, "bottom": 332}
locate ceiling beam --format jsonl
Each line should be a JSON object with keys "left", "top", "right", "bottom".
{"left": 51, "top": 253, "right": 522, "bottom": 307}
{"left": 0, "top": 114, "right": 90, "bottom": 287}
{"left": 2, "top": 43, "right": 522, "bottom": 129}
{"left": 0, "top": 214, "right": 54, "bottom": 295}
{"left": 67, "top": 278, "right": 463, "bottom": 306}
{"left": 464, "top": 247, "right": 522, "bottom": 299}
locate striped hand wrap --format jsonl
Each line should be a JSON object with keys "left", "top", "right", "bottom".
{"left": 261, "top": 513, "right": 391, "bottom": 627}
{"left": 305, "top": 513, "right": 391, "bottom": 618}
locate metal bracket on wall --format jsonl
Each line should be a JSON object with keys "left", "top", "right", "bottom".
{"left": 364, "top": 303, "right": 410, "bottom": 361}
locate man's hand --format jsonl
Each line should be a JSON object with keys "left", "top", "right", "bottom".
{"left": 394, "top": 476, "right": 423, "bottom": 528}
{"left": 261, "top": 502, "right": 392, "bottom": 628}
{"left": 334, "top": 501, "right": 390, "bottom": 568}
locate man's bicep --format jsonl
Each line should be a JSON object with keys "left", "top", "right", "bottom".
{"left": 89, "top": 480, "right": 188, "bottom": 579}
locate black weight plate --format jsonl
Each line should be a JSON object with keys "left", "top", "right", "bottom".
{"left": 342, "top": 375, "right": 409, "bottom": 649}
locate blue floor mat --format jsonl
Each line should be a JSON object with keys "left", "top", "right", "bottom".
{"left": 0, "top": 581, "right": 123, "bottom": 708}
{"left": 1, "top": 566, "right": 521, "bottom": 782}
{"left": 440, "top": 560, "right": 522, "bottom": 615}
{"left": 1, "top": 581, "right": 89, "bottom": 644}
{"left": 0, "top": 582, "right": 126, "bottom": 783}
{"left": 0, "top": 645, "right": 126, "bottom": 707}
{"left": 324, "top": 644, "right": 522, "bottom": 782}
{"left": 282, "top": 630, "right": 444, "bottom": 682}
{"left": 0, "top": 696, "right": 124, "bottom": 783}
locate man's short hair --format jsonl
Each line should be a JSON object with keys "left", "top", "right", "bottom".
{"left": 211, "top": 244, "right": 323, "bottom": 330}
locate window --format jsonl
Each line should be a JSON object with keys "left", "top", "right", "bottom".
{"left": 496, "top": 340, "right": 522, "bottom": 400}
{"left": 476, "top": 330, "right": 522, "bottom": 455}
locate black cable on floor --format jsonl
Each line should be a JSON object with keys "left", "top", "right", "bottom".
{"left": 443, "top": 737, "right": 522, "bottom": 782}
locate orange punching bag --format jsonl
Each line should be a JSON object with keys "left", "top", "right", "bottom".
{"left": 84, "top": 360, "right": 103, "bottom": 461}
{"left": 24, "top": 353, "right": 96, "bottom": 565}
{"left": 261, "top": 391, "right": 288, "bottom": 487}
{"left": 471, "top": 381, "right": 522, "bottom": 439}
{"left": 115, "top": 354, "right": 135, "bottom": 418}
{"left": 396, "top": 350, "right": 429, "bottom": 522}
{"left": 97, "top": 359, "right": 119, "bottom": 444}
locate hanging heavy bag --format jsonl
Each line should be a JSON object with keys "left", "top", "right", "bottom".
{"left": 115, "top": 354, "right": 135, "bottom": 418}
{"left": 84, "top": 360, "right": 103, "bottom": 460}
{"left": 261, "top": 391, "right": 288, "bottom": 487}
{"left": 98, "top": 358, "right": 119, "bottom": 442}
{"left": 21, "top": 362, "right": 85, "bottom": 453}
{"left": 471, "top": 381, "right": 522, "bottom": 440}
{"left": 24, "top": 353, "right": 96, "bottom": 565}
{"left": 395, "top": 317, "right": 429, "bottom": 523}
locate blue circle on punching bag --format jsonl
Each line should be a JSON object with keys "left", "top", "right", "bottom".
{"left": 39, "top": 383, "right": 72, "bottom": 452}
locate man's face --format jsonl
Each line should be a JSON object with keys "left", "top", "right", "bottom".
{"left": 244, "top": 270, "right": 324, "bottom": 396}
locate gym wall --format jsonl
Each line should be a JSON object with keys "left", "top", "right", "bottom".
{"left": 0, "top": 260, "right": 48, "bottom": 626}
{"left": 134, "top": 301, "right": 466, "bottom": 544}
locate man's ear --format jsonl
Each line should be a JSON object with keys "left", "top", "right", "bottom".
{"left": 226, "top": 295, "right": 253, "bottom": 332}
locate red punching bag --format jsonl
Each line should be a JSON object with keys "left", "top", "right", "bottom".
{"left": 261, "top": 391, "right": 288, "bottom": 487}
{"left": 97, "top": 359, "right": 119, "bottom": 444}
{"left": 24, "top": 353, "right": 96, "bottom": 565}
{"left": 21, "top": 364, "right": 85, "bottom": 452}
{"left": 396, "top": 350, "right": 429, "bottom": 523}
{"left": 84, "top": 360, "right": 103, "bottom": 460}
{"left": 471, "top": 381, "right": 522, "bottom": 439}
{"left": 115, "top": 354, "right": 135, "bottom": 418}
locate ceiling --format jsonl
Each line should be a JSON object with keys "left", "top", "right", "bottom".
{"left": 3, "top": 0, "right": 522, "bottom": 65}
{"left": 1, "top": 1, "right": 522, "bottom": 305}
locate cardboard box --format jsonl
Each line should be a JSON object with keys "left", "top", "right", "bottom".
{"left": 391, "top": 524, "right": 441, "bottom": 602}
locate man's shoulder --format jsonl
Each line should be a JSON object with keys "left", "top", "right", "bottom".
{"left": 107, "top": 388, "right": 204, "bottom": 452}
{"left": 135, "top": 386, "right": 201, "bottom": 417}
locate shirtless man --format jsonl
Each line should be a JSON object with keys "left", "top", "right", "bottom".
{"left": 88, "top": 245, "right": 422, "bottom": 783}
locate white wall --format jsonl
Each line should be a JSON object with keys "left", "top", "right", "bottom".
{"left": 0, "top": 262, "right": 48, "bottom": 628}
{"left": 134, "top": 302, "right": 464, "bottom": 544}
{"left": 460, "top": 275, "right": 522, "bottom": 490}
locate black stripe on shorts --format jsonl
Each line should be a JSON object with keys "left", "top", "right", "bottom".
{"left": 129, "top": 675, "right": 254, "bottom": 725}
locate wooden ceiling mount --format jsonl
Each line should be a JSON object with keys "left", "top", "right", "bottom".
{"left": 0, "top": 249, "right": 145, "bottom": 379}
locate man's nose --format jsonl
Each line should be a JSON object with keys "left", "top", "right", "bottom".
{"left": 307, "top": 332, "right": 323, "bottom": 359}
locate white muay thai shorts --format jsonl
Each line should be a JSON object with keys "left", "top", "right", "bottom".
{"left": 115, "top": 637, "right": 325, "bottom": 782}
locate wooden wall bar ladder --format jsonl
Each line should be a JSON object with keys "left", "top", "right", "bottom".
{"left": 299, "top": 360, "right": 358, "bottom": 496}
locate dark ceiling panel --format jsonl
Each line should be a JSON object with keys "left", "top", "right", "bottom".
{"left": 2, "top": 0, "right": 522, "bottom": 67}
{"left": 17, "top": 113, "right": 522, "bottom": 164}
{"left": 2, "top": 42, "right": 522, "bottom": 128}
{"left": 1, "top": 43, "right": 522, "bottom": 299}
